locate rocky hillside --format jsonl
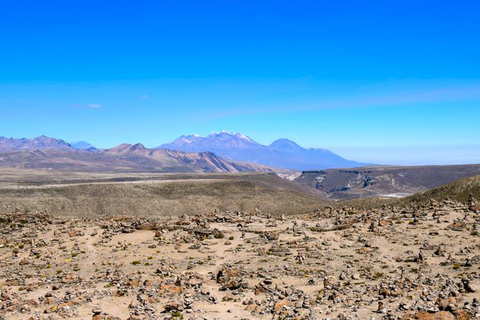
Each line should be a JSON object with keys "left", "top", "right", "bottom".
{"left": 401, "top": 174, "right": 480, "bottom": 206}
{"left": 296, "top": 164, "right": 480, "bottom": 200}
{"left": 105, "top": 143, "right": 278, "bottom": 173}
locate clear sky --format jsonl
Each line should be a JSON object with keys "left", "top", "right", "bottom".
{"left": 1, "top": 0, "right": 479, "bottom": 165}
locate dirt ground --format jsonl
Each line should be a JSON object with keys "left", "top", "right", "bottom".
{"left": 1, "top": 196, "right": 479, "bottom": 319}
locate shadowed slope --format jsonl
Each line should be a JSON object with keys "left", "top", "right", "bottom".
{"left": 399, "top": 174, "right": 480, "bottom": 205}
{"left": 296, "top": 164, "right": 480, "bottom": 200}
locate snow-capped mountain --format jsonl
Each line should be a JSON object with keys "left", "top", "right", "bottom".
{"left": 158, "top": 132, "right": 366, "bottom": 170}
{"left": 166, "top": 131, "right": 259, "bottom": 150}
{"left": 0, "top": 136, "right": 276, "bottom": 174}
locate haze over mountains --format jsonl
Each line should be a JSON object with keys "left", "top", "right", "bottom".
{"left": 1, "top": 134, "right": 480, "bottom": 201}
{"left": 0, "top": 136, "right": 97, "bottom": 152}
{"left": 0, "top": 135, "right": 74, "bottom": 152}
{"left": 158, "top": 131, "right": 366, "bottom": 170}
{"left": 70, "top": 141, "right": 96, "bottom": 150}
{"left": 0, "top": 133, "right": 366, "bottom": 171}
{"left": 0, "top": 136, "right": 277, "bottom": 174}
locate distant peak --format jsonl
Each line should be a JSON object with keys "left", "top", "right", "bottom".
{"left": 184, "top": 133, "right": 201, "bottom": 139}
{"left": 274, "top": 138, "right": 294, "bottom": 143}
{"left": 270, "top": 138, "right": 301, "bottom": 146}
{"left": 233, "top": 132, "right": 253, "bottom": 141}
{"left": 131, "top": 143, "right": 146, "bottom": 149}
{"left": 269, "top": 138, "right": 304, "bottom": 151}
{"left": 180, "top": 133, "right": 200, "bottom": 138}
{"left": 208, "top": 131, "right": 253, "bottom": 141}
{"left": 35, "top": 135, "right": 54, "bottom": 141}
{"left": 209, "top": 130, "right": 231, "bottom": 135}
{"left": 0, "top": 135, "right": 74, "bottom": 152}
{"left": 173, "top": 134, "right": 201, "bottom": 145}
{"left": 71, "top": 141, "right": 96, "bottom": 150}
{"left": 110, "top": 143, "right": 131, "bottom": 150}
{"left": 108, "top": 143, "right": 147, "bottom": 153}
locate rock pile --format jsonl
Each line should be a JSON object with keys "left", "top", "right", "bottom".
{"left": 0, "top": 198, "right": 479, "bottom": 319}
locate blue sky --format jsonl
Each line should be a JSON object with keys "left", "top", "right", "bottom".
{"left": 1, "top": 0, "right": 479, "bottom": 165}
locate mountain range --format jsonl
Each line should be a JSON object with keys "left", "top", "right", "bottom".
{"left": 0, "top": 133, "right": 365, "bottom": 171}
{"left": 0, "top": 136, "right": 277, "bottom": 173}
{"left": 158, "top": 131, "right": 365, "bottom": 170}
{"left": 0, "top": 136, "right": 97, "bottom": 152}
{"left": 0, "top": 135, "right": 74, "bottom": 151}
{"left": 1, "top": 135, "right": 480, "bottom": 200}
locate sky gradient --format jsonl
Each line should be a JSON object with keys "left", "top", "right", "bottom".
{"left": 1, "top": 0, "right": 479, "bottom": 165}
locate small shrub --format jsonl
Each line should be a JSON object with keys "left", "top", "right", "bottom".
{"left": 171, "top": 311, "right": 183, "bottom": 319}
{"left": 372, "top": 272, "right": 384, "bottom": 280}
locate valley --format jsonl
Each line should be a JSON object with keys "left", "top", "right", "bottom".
{"left": 296, "top": 164, "right": 480, "bottom": 200}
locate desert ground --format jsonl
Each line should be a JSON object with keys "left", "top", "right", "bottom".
{"left": 1, "top": 170, "right": 480, "bottom": 320}
{"left": 0, "top": 169, "right": 321, "bottom": 218}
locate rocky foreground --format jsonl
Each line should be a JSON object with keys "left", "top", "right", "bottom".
{"left": 1, "top": 198, "right": 480, "bottom": 319}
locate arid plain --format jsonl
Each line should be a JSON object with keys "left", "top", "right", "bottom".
{"left": 1, "top": 167, "right": 480, "bottom": 319}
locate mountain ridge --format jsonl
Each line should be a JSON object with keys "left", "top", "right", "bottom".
{"left": 0, "top": 137, "right": 284, "bottom": 174}
{"left": 0, "top": 133, "right": 365, "bottom": 171}
{"left": 158, "top": 132, "right": 365, "bottom": 170}
{"left": 0, "top": 135, "right": 73, "bottom": 152}
{"left": 0, "top": 136, "right": 98, "bottom": 152}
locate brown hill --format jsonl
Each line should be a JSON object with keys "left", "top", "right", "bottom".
{"left": 399, "top": 173, "right": 480, "bottom": 206}
{"left": 0, "top": 171, "right": 325, "bottom": 217}
{"left": 105, "top": 143, "right": 277, "bottom": 173}
{"left": 0, "top": 144, "right": 285, "bottom": 174}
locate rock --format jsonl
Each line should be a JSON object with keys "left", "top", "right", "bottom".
{"left": 92, "top": 305, "right": 102, "bottom": 315}
{"left": 274, "top": 300, "right": 292, "bottom": 313}
{"left": 410, "top": 311, "right": 456, "bottom": 320}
